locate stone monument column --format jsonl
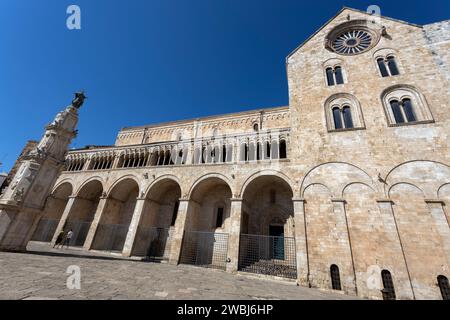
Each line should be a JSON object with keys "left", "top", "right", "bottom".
{"left": 0, "top": 92, "right": 86, "bottom": 251}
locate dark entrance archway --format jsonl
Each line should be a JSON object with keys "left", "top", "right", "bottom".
{"left": 180, "top": 177, "right": 232, "bottom": 270}
{"left": 91, "top": 178, "right": 138, "bottom": 252}
{"left": 65, "top": 180, "right": 103, "bottom": 247}
{"left": 238, "top": 175, "right": 296, "bottom": 279}
{"left": 132, "top": 178, "right": 182, "bottom": 260}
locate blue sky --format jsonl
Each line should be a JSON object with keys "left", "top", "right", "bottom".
{"left": 0, "top": 0, "right": 448, "bottom": 172}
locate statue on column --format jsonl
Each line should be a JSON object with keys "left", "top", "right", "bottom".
{"left": 71, "top": 91, "right": 87, "bottom": 109}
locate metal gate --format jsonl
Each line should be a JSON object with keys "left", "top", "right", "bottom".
{"left": 132, "top": 226, "right": 172, "bottom": 260}
{"left": 238, "top": 234, "right": 297, "bottom": 279}
{"left": 31, "top": 218, "right": 59, "bottom": 242}
{"left": 92, "top": 223, "right": 130, "bottom": 252}
{"left": 180, "top": 231, "right": 229, "bottom": 270}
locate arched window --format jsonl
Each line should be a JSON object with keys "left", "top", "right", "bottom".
{"left": 390, "top": 100, "right": 405, "bottom": 124}
{"left": 325, "top": 66, "right": 345, "bottom": 86}
{"left": 201, "top": 146, "right": 206, "bottom": 164}
{"left": 253, "top": 123, "right": 259, "bottom": 132}
{"left": 330, "top": 265, "right": 342, "bottom": 290}
{"left": 437, "top": 275, "right": 450, "bottom": 300}
{"left": 389, "top": 98, "right": 417, "bottom": 124}
{"left": 222, "top": 145, "right": 227, "bottom": 163}
{"left": 279, "top": 140, "right": 287, "bottom": 159}
{"left": 387, "top": 56, "right": 400, "bottom": 76}
{"left": 402, "top": 98, "right": 416, "bottom": 122}
{"left": 326, "top": 67, "right": 335, "bottom": 86}
{"left": 376, "top": 55, "right": 400, "bottom": 77}
{"left": 333, "top": 107, "right": 343, "bottom": 129}
{"left": 256, "top": 143, "right": 261, "bottom": 161}
{"left": 377, "top": 58, "right": 389, "bottom": 77}
{"left": 342, "top": 106, "right": 354, "bottom": 129}
{"left": 157, "top": 151, "right": 164, "bottom": 166}
{"left": 265, "top": 141, "right": 271, "bottom": 159}
{"left": 334, "top": 66, "right": 344, "bottom": 85}
{"left": 240, "top": 143, "right": 248, "bottom": 162}
{"left": 381, "top": 270, "right": 396, "bottom": 300}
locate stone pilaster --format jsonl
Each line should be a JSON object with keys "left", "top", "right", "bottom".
{"left": 226, "top": 198, "right": 242, "bottom": 273}
{"left": 425, "top": 199, "right": 450, "bottom": 258}
{"left": 331, "top": 198, "right": 357, "bottom": 295}
{"left": 169, "top": 199, "right": 190, "bottom": 264}
{"left": 83, "top": 197, "right": 108, "bottom": 250}
{"left": 51, "top": 196, "right": 77, "bottom": 245}
{"left": 293, "top": 198, "right": 309, "bottom": 287}
{"left": 122, "top": 198, "right": 146, "bottom": 257}
{"left": 377, "top": 199, "right": 415, "bottom": 300}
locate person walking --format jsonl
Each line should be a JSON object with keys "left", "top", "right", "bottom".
{"left": 53, "top": 230, "right": 65, "bottom": 248}
{"left": 64, "top": 229, "right": 74, "bottom": 249}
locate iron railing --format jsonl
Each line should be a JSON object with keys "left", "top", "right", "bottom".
{"left": 31, "top": 218, "right": 59, "bottom": 242}
{"left": 180, "top": 231, "right": 229, "bottom": 271}
{"left": 132, "top": 226, "right": 172, "bottom": 260}
{"left": 238, "top": 234, "right": 297, "bottom": 279}
{"left": 91, "top": 223, "right": 130, "bottom": 252}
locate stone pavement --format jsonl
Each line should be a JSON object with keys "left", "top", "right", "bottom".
{"left": 0, "top": 243, "right": 357, "bottom": 300}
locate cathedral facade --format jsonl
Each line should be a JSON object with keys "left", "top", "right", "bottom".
{"left": 1, "top": 8, "right": 449, "bottom": 300}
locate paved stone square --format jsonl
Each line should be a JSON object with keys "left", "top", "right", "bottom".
{"left": 0, "top": 247, "right": 355, "bottom": 300}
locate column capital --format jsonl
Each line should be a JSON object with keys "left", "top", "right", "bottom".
{"left": 331, "top": 198, "right": 347, "bottom": 203}
{"left": 425, "top": 199, "right": 445, "bottom": 205}
{"left": 292, "top": 197, "right": 306, "bottom": 203}
{"left": 230, "top": 198, "right": 243, "bottom": 202}
{"left": 376, "top": 199, "right": 394, "bottom": 204}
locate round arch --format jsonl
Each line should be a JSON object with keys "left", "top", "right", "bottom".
{"left": 187, "top": 173, "right": 234, "bottom": 201}
{"left": 74, "top": 177, "right": 105, "bottom": 197}
{"left": 106, "top": 175, "right": 141, "bottom": 200}
{"left": 239, "top": 170, "right": 295, "bottom": 199}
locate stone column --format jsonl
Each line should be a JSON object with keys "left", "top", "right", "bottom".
{"left": 426, "top": 199, "right": 450, "bottom": 258}
{"left": 169, "top": 199, "right": 190, "bottom": 264}
{"left": 226, "top": 198, "right": 242, "bottom": 273}
{"left": 51, "top": 196, "right": 77, "bottom": 245}
{"left": 233, "top": 138, "right": 239, "bottom": 163}
{"left": 112, "top": 154, "right": 121, "bottom": 169}
{"left": 293, "top": 198, "right": 309, "bottom": 287}
{"left": 122, "top": 198, "right": 146, "bottom": 257}
{"left": 83, "top": 196, "right": 108, "bottom": 250}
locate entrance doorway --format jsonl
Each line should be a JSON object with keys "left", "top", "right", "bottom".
{"left": 269, "top": 225, "right": 285, "bottom": 260}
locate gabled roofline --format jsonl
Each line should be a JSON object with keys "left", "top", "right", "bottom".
{"left": 285, "top": 6, "right": 423, "bottom": 62}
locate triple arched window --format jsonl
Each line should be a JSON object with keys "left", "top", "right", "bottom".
{"left": 377, "top": 55, "right": 400, "bottom": 77}
{"left": 326, "top": 66, "right": 345, "bottom": 86}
